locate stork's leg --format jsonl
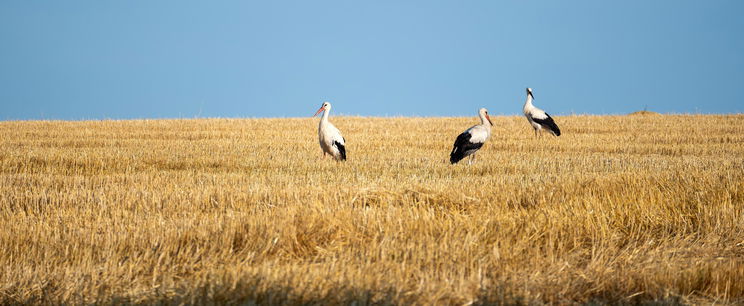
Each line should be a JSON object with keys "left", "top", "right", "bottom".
{"left": 534, "top": 128, "right": 538, "bottom": 138}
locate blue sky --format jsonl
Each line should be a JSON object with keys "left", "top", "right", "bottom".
{"left": 1, "top": 1, "right": 742, "bottom": 120}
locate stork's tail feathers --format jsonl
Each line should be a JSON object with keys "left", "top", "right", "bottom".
{"left": 546, "top": 121, "right": 561, "bottom": 136}
{"left": 533, "top": 114, "right": 561, "bottom": 136}
{"left": 334, "top": 141, "right": 347, "bottom": 161}
{"left": 449, "top": 147, "right": 465, "bottom": 164}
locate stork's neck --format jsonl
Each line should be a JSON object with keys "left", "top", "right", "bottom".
{"left": 523, "top": 94, "right": 534, "bottom": 112}
{"left": 320, "top": 108, "right": 330, "bottom": 124}
{"left": 480, "top": 114, "right": 492, "bottom": 127}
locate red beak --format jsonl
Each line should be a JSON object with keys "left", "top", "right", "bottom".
{"left": 486, "top": 114, "right": 493, "bottom": 125}
{"left": 313, "top": 107, "right": 324, "bottom": 117}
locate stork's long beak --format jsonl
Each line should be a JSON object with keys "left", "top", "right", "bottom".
{"left": 528, "top": 92, "right": 534, "bottom": 99}
{"left": 313, "top": 107, "right": 324, "bottom": 117}
{"left": 486, "top": 114, "right": 493, "bottom": 126}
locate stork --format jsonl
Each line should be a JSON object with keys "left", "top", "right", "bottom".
{"left": 523, "top": 88, "right": 561, "bottom": 137}
{"left": 313, "top": 101, "right": 346, "bottom": 161}
{"left": 450, "top": 108, "right": 493, "bottom": 164}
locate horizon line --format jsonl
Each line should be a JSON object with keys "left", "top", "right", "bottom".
{"left": 1, "top": 112, "right": 743, "bottom": 123}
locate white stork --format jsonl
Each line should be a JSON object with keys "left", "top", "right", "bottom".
{"left": 523, "top": 87, "right": 561, "bottom": 137}
{"left": 450, "top": 108, "right": 493, "bottom": 164}
{"left": 313, "top": 101, "right": 346, "bottom": 161}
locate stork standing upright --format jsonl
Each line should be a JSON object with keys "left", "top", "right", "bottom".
{"left": 523, "top": 88, "right": 561, "bottom": 137}
{"left": 313, "top": 101, "right": 346, "bottom": 161}
{"left": 450, "top": 108, "right": 493, "bottom": 164}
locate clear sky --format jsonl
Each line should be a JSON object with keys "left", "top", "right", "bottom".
{"left": 1, "top": 1, "right": 742, "bottom": 120}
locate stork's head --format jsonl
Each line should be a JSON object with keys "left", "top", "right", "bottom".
{"left": 479, "top": 108, "right": 493, "bottom": 126}
{"left": 313, "top": 101, "right": 331, "bottom": 117}
{"left": 526, "top": 87, "right": 534, "bottom": 99}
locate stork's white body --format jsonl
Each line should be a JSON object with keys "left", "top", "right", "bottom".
{"left": 523, "top": 99, "right": 548, "bottom": 131}
{"left": 461, "top": 122, "right": 492, "bottom": 146}
{"left": 315, "top": 102, "right": 346, "bottom": 161}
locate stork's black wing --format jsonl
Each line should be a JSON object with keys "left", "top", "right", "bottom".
{"left": 532, "top": 113, "right": 561, "bottom": 136}
{"left": 449, "top": 131, "right": 483, "bottom": 164}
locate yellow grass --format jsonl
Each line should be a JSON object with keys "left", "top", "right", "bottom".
{"left": 628, "top": 110, "right": 661, "bottom": 116}
{"left": 1, "top": 115, "right": 743, "bottom": 304}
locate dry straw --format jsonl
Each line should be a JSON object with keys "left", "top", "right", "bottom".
{"left": 1, "top": 115, "right": 742, "bottom": 304}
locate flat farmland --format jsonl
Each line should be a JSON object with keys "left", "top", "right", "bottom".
{"left": 1, "top": 115, "right": 743, "bottom": 304}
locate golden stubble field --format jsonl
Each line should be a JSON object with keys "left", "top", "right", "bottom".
{"left": 0, "top": 114, "right": 743, "bottom": 305}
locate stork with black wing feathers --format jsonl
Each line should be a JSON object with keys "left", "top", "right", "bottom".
{"left": 523, "top": 88, "right": 561, "bottom": 137}
{"left": 450, "top": 108, "right": 493, "bottom": 165}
